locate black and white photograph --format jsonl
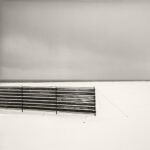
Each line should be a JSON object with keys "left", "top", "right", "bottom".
{"left": 0, "top": 0, "right": 150, "bottom": 150}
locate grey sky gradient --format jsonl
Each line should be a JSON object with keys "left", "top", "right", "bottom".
{"left": 1, "top": 1, "right": 150, "bottom": 80}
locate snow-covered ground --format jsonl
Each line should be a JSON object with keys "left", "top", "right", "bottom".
{"left": 0, "top": 82, "right": 150, "bottom": 150}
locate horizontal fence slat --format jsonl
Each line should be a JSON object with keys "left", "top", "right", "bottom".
{"left": 0, "top": 98, "right": 21, "bottom": 101}
{"left": 0, "top": 104, "right": 22, "bottom": 108}
{"left": 0, "top": 101, "right": 22, "bottom": 104}
{"left": 22, "top": 99, "right": 56, "bottom": 103}
{"left": 23, "top": 87, "right": 56, "bottom": 90}
{"left": 23, "top": 105, "right": 57, "bottom": 109}
{"left": 57, "top": 95, "right": 95, "bottom": 99}
{"left": 57, "top": 100, "right": 95, "bottom": 104}
{"left": 22, "top": 96, "right": 56, "bottom": 100}
{"left": 0, "top": 96, "right": 22, "bottom": 99}
{"left": 22, "top": 91, "right": 56, "bottom": 94}
{"left": 0, "top": 93, "right": 22, "bottom": 96}
{"left": 57, "top": 108, "right": 96, "bottom": 113}
{"left": 0, "top": 86, "right": 21, "bottom": 89}
{"left": 0, "top": 105, "right": 22, "bottom": 109}
{"left": 57, "top": 105, "right": 95, "bottom": 110}
{"left": 22, "top": 94, "right": 56, "bottom": 97}
{"left": 57, "top": 101, "right": 95, "bottom": 106}
{"left": 57, "top": 91, "right": 95, "bottom": 94}
{"left": 22, "top": 90, "right": 55, "bottom": 93}
{"left": 56, "top": 93, "right": 95, "bottom": 96}
{"left": 0, "top": 89, "right": 21, "bottom": 93}
{"left": 57, "top": 87, "right": 94, "bottom": 91}
{"left": 57, "top": 105, "right": 95, "bottom": 109}
{"left": 23, "top": 103, "right": 57, "bottom": 108}
{"left": 22, "top": 106, "right": 57, "bottom": 111}
{"left": 0, "top": 93, "right": 56, "bottom": 97}
{"left": 0, "top": 99, "right": 22, "bottom": 102}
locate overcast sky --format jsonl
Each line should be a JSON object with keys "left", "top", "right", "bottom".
{"left": 1, "top": 1, "right": 150, "bottom": 80}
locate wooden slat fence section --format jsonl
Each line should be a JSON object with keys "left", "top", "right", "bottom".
{"left": 0, "top": 86, "right": 96, "bottom": 115}
{"left": 56, "top": 87, "right": 95, "bottom": 114}
{"left": 0, "top": 87, "right": 22, "bottom": 110}
{"left": 22, "top": 87, "right": 57, "bottom": 112}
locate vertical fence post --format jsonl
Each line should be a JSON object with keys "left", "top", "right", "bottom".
{"left": 94, "top": 87, "right": 96, "bottom": 116}
{"left": 56, "top": 87, "right": 57, "bottom": 115}
{"left": 21, "top": 86, "right": 23, "bottom": 112}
